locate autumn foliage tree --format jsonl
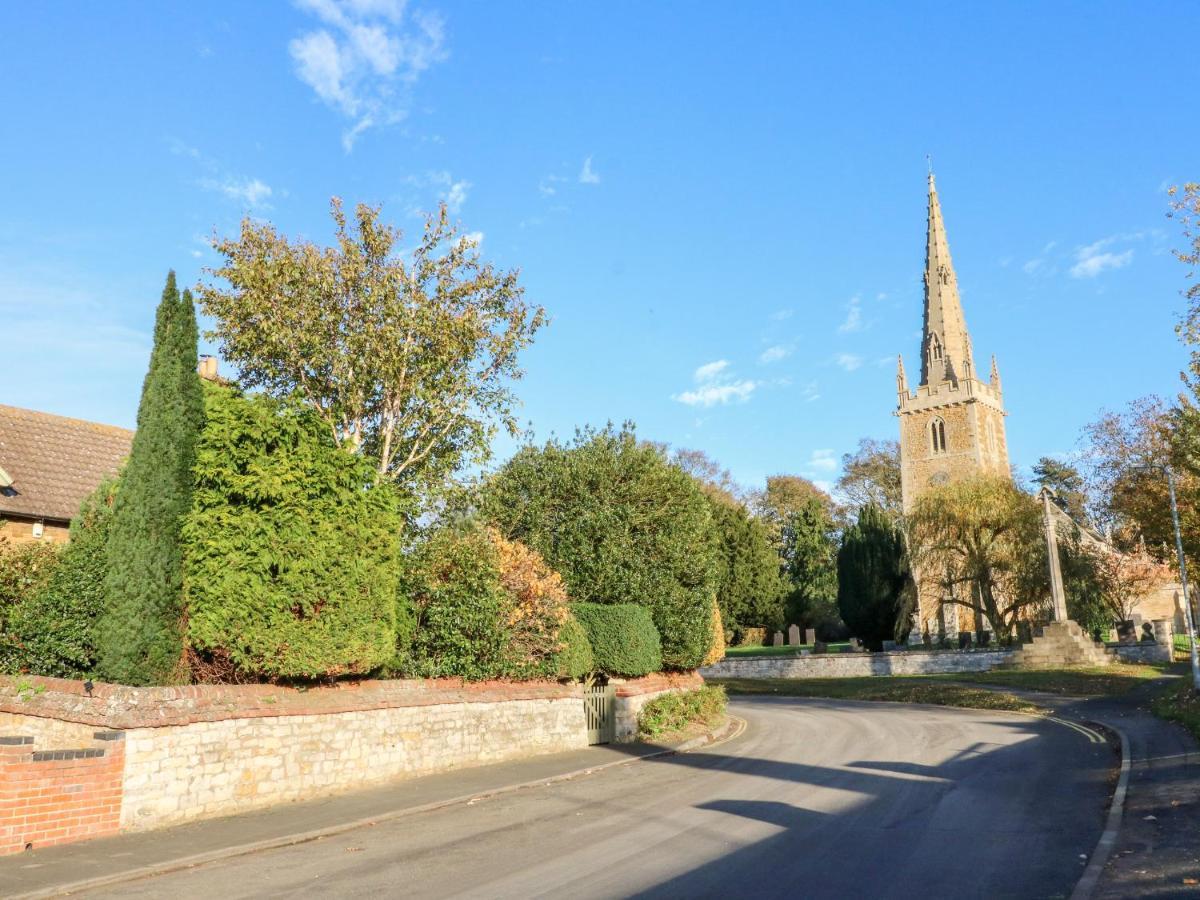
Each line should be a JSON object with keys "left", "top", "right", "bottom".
{"left": 197, "top": 199, "right": 545, "bottom": 502}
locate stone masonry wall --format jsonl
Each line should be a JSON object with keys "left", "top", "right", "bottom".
{"left": 701, "top": 649, "right": 1012, "bottom": 680}
{"left": 611, "top": 672, "right": 704, "bottom": 741}
{"left": 0, "top": 675, "right": 589, "bottom": 840}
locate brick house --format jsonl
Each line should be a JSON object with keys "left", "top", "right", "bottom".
{"left": 0, "top": 405, "right": 133, "bottom": 543}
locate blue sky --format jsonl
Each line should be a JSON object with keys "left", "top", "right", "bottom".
{"left": 2, "top": 1, "right": 1195, "bottom": 493}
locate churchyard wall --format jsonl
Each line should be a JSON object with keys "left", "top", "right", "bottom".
{"left": 701, "top": 648, "right": 1012, "bottom": 679}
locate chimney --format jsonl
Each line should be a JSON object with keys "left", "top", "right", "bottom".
{"left": 198, "top": 355, "right": 219, "bottom": 381}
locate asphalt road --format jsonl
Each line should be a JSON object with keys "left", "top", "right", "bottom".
{"left": 91, "top": 697, "right": 1116, "bottom": 900}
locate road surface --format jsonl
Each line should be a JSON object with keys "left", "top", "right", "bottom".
{"left": 92, "top": 696, "right": 1115, "bottom": 900}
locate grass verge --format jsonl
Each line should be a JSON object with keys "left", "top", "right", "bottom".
{"left": 1151, "top": 678, "right": 1200, "bottom": 742}
{"left": 724, "top": 642, "right": 851, "bottom": 657}
{"left": 711, "top": 676, "right": 1044, "bottom": 714}
{"left": 947, "top": 663, "right": 1171, "bottom": 697}
{"left": 638, "top": 685, "right": 727, "bottom": 740}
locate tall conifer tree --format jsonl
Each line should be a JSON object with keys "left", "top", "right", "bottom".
{"left": 837, "top": 504, "right": 915, "bottom": 651}
{"left": 98, "top": 273, "right": 203, "bottom": 684}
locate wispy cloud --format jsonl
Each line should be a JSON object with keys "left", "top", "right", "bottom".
{"left": 800, "top": 381, "right": 820, "bottom": 403}
{"left": 758, "top": 344, "right": 792, "bottom": 364}
{"left": 404, "top": 170, "right": 471, "bottom": 214}
{"left": 806, "top": 449, "right": 837, "bottom": 473}
{"left": 835, "top": 353, "right": 862, "bottom": 372}
{"left": 538, "top": 174, "right": 567, "bottom": 197}
{"left": 459, "top": 230, "right": 483, "bottom": 247}
{"left": 289, "top": 0, "right": 448, "bottom": 151}
{"left": 200, "top": 176, "right": 274, "bottom": 208}
{"left": 770, "top": 308, "right": 794, "bottom": 321}
{"left": 837, "top": 295, "right": 863, "bottom": 334}
{"left": 169, "top": 138, "right": 276, "bottom": 209}
{"left": 1070, "top": 235, "right": 1135, "bottom": 279}
{"left": 579, "top": 156, "right": 600, "bottom": 184}
{"left": 673, "top": 359, "right": 757, "bottom": 408}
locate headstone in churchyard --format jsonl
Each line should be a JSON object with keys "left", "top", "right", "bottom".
{"left": 1152, "top": 618, "right": 1174, "bottom": 647}
{"left": 788, "top": 624, "right": 801, "bottom": 646}
{"left": 979, "top": 631, "right": 992, "bottom": 648}
{"left": 813, "top": 640, "right": 828, "bottom": 654}
{"left": 958, "top": 632, "right": 972, "bottom": 650}
{"left": 882, "top": 640, "right": 897, "bottom": 652}
{"left": 772, "top": 630, "right": 784, "bottom": 646}
{"left": 805, "top": 628, "right": 817, "bottom": 646}
{"left": 922, "top": 628, "right": 933, "bottom": 649}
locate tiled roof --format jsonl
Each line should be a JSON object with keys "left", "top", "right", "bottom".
{"left": 0, "top": 405, "right": 133, "bottom": 523}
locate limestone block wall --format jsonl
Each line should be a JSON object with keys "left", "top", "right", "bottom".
{"left": 701, "top": 649, "right": 1012, "bottom": 680}
{"left": 611, "top": 672, "right": 704, "bottom": 741}
{"left": 0, "top": 675, "right": 589, "bottom": 842}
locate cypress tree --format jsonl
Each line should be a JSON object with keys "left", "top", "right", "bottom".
{"left": 836, "top": 504, "right": 915, "bottom": 651}
{"left": 98, "top": 273, "right": 203, "bottom": 684}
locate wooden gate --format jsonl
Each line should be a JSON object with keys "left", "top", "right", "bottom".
{"left": 585, "top": 681, "right": 616, "bottom": 745}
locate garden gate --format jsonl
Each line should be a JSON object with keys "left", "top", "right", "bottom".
{"left": 585, "top": 680, "right": 616, "bottom": 745}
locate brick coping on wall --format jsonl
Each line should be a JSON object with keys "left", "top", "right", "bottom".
{"left": 0, "top": 674, "right": 586, "bottom": 730}
{"left": 0, "top": 672, "right": 704, "bottom": 730}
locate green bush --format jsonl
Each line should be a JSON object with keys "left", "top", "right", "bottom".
{"left": 183, "top": 382, "right": 404, "bottom": 680}
{"left": 706, "top": 496, "right": 785, "bottom": 637}
{"left": 637, "top": 685, "right": 727, "bottom": 739}
{"left": 0, "top": 539, "right": 61, "bottom": 672}
{"left": 553, "top": 613, "right": 594, "bottom": 679}
{"left": 5, "top": 481, "right": 116, "bottom": 677}
{"left": 571, "top": 602, "right": 662, "bottom": 677}
{"left": 400, "top": 526, "right": 517, "bottom": 680}
{"left": 481, "top": 424, "right": 719, "bottom": 669}
{"left": 837, "top": 504, "right": 915, "bottom": 651}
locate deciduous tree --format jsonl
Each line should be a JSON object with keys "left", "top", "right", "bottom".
{"left": 836, "top": 438, "right": 902, "bottom": 519}
{"left": 197, "top": 200, "right": 544, "bottom": 500}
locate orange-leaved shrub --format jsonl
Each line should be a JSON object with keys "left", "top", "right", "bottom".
{"left": 702, "top": 600, "right": 726, "bottom": 667}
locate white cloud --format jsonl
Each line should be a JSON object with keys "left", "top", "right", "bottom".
{"left": 200, "top": 176, "right": 274, "bottom": 208}
{"left": 837, "top": 295, "right": 863, "bottom": 333}
{"left": 405, "top": 170, "right": 471, "bottom": 214}
{"left": 770, "top": 308, "right": 794, "bottom": 321}
{"left": 807, "top": 449, "right": 837, "bottom": 472}
{"left": 674, "top": 359, "right": 757, "bottom": 408}
{"left": 694, "top": 359, "right": 729, "bottom": 382}
{"left": 835, "top": 353, "right": 862, "bottom": 371}
{"left": 1070, "top": 236, "right": 1134, "bottom": 279}
{"left": 800, "top": 381, "right": 820, "bottom": 403}
{"left": 759, "top": 344, "right": 792, "bottom": 364}
{"left": 445, "top": 179, "right": 469, "bottom": 213}
{"left": 459, "top": 230, "right": 483, "bottom": 247}
{"left": 289, "top": 0, "right": 448, "bottom": 150}
{"left": 579, "top": 156, "right": 600, "bottom": 184}
{"left": 674, "top": 381, "right": 757, "bottom": 407}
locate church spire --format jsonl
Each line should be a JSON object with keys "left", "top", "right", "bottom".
{"left": 920, "top": 172, "right": 974, "bottom": 386}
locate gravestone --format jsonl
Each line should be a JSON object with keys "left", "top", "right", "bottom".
{"left": 1152, "top": 618, "right": 1174, "bottom": 648}
{"left": 813, "top": 640, "right": 828, "bottom": 654}
{"left": 804, "top": 628, "right": 817, "bottom": 646}
{"left": 772, "top": 630, "right": 784, "bottom": 647}
{"left": 882, "top": 640, "right": 897, "bottom": 652}
{"left": 787, "top": 624, "right": 801, "bottom": 646}
{"left": 958, "top": 632, "right": 973, "bottom": 650}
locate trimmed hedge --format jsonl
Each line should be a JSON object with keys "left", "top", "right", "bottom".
{"left": 571, "top": 602, "right": 662, "bottom": 677}
{"left": 183, "top": 382, "right": 404, "bottom": 680}
{"left": 554, "top": 613, "right": 595, "bottom": 679}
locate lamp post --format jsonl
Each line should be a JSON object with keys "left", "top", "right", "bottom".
{"left": 1133, "top": 464, "right": 1200, "bottom": 692}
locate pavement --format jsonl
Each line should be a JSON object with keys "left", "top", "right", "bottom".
{"left": 2, "top": 697, "right": 1117, "bottom": 899}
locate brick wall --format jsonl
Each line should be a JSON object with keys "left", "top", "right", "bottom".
{"left": 0, "top": 732, "right": 124, "bottom": 854}
{"left": 701, "top": 648, "right": 1012, "bottom": 679}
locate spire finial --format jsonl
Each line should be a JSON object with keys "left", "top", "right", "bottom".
{"left": 926, "top": 154, "right": 934, "bottom": 187}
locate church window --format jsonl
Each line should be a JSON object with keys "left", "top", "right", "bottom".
{"left": 986, "top": 418, "right": 997, "bottom": 456}
{"left": 929, "top": 417, "right": 947, "bottom": 454}
{"left": 929, "top": 333, "right": 943, "bottom": 361}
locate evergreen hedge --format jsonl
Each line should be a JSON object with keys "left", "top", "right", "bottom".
{"left": 571, "top": 602, "right": 662, "bottom": 677}
{"left": 5, "top": 481, "right": 116, "bottom": 677}
{"left": 553, "top": 613, "right": 594, "bottom": 679}
{"left": 98, "top": 273, "right": 202, "bottom": 684}
{"left": 481, "top": 424, "right": 718, "bottom": 670}
{"left": 183, "top": 382, "right": 404, "bottom": 680}
{"left": 0, "top": 540, "right": 60, "bottom": 673}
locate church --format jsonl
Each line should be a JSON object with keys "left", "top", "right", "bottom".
{"left": 895, "top": 172, "right": 1012, "bottom": 638}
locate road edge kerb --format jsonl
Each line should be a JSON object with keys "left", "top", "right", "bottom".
{"left": 1070, "top": 722, "right": 1131, "bottom": 900}
{"left": 11, "top": 716, "right": 748, "bottom": 900}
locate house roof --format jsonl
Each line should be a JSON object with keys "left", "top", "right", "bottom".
{"left": 0, "top": 404, "right": 133, "bottom": 523}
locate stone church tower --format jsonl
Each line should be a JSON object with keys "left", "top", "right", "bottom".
{"left": 897, "top": 173, "right": 1011, "bottom": 636}
{"left": 897, "top": 173, "right": 1010, "bottom": 511}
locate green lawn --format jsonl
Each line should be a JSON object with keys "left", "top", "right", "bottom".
{"left": 948, "top": 663, "right": 1173, "bottom": 697}
{"left": 711, "top": 676, "right": 1044, "bottom": 714}
{"left": 724, "top": 642, "right": 851, "bottom": 657}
